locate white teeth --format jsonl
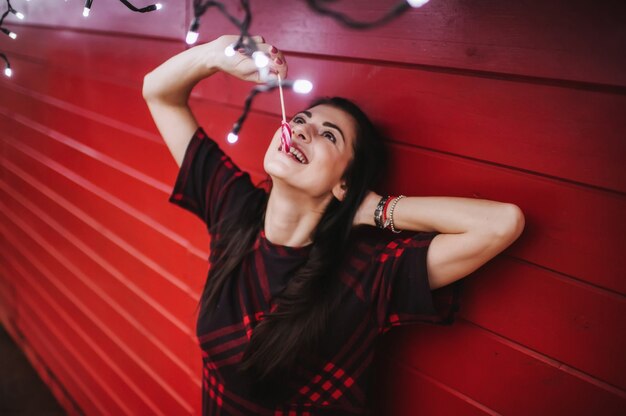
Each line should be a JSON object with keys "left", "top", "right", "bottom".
{"left": 289, "top": 147, "right": 307, "bottom": 164}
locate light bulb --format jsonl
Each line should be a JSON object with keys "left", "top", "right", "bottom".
{"left": 406, "top": 0, "right": 429, "bottom": 7}
{"left": 252, "top": 51, "right": 269, "bottom": 68}
{"left": 186, "top": 18, "right": 200, "bottom": 45}
{"left": 4, "top": 68, "right": 12, "bottom": 77}
{"left": 186, "top": 31, "right": 199, "bottom": 45}
{"left": 227, "top": 132, "right": 239, "bottom": 144}
{"left": 83, "top": 7, "right": 90, "bottom": 17}
{"left": 224, "top": 44, "right": 236, "bottom": 57}
{"left": 293, "top": 79, "right": 313, "bottom": 94}
{"left": 155, "top": 3, "right": 162, "bottom": 10}
{"left": 14, "top": 12, "right": 25, "bottom": 20}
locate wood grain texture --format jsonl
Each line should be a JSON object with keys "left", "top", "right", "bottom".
{"left": 1, "top": 1, "right": 624, "bottom": 415}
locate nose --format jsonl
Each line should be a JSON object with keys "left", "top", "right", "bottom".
{"left": 291, "top": 124, "right": 312, "bottom": 143}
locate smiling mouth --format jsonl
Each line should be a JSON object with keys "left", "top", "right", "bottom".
{"left": 278, "top": 144, "right": 309, "bottom": 164}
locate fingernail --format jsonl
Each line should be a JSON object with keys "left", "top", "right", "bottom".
{"left": 270, "top": 45, "right": 278, "bottom": 54}
{"left": 275, "top": 57, "right": 283, "bottom": 65}
{"left": 237, "top": 48, "right": 246, "bottom": 53}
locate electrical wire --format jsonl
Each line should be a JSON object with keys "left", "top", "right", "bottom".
{"left": 304, "top": 0, "right": 429, "bottom": 29}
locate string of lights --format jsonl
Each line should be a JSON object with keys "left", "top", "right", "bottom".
{"left": 0, "top": 52, "right": 11, "bottom": 77}
{"left": 185, "top": 0, "right": 290, "bottom": 144}
{"left": 187, "top": 0, "right": 254, "bottom": 53}
{"left": 227, "top": 79, "right": 313, "bottom": 144}
{"left": 1, "top": 0, "right": 434, "bottom": 138}
{"left": 1, "top": 0, "right": 24, "bottom": 39}
{"left": 304, "top": 0, "right": 430, "bottom": 29}
{"left": 186, "top": 1, "right": 433, "bottom": 144}
{"left": 83, "top": 0, "right": 163, "bottom": 18}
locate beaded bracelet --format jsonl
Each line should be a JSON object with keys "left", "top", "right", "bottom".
{"left": 388, "top": 195, "right": 405, "bottom": 233}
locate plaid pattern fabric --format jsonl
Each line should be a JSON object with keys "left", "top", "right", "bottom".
{"left": 169, "top": 127, "right": 454, "bottom": 415}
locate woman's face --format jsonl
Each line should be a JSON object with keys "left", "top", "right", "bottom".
{"left": 263, "top": 104, "right": 356, "bottom": 200}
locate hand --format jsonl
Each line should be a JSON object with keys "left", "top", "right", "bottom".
{"left": 353, "top": 191, "right": 381, "bottom": 227}
{"left": 206, "top": 34, "right": 288, "bottom": 83}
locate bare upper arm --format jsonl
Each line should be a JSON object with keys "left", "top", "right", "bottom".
{"left": 144, "top": 97, "right": 199, "bottom": 168}
{"left": 426, "top": 204, "right": 525, "bottom": 290}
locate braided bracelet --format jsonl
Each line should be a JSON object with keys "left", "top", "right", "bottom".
{"left": 388, "top": 195, "right": 405, "bottom": 233}
{"left": 374, "top": 195, "right": 391, "bottom": 229}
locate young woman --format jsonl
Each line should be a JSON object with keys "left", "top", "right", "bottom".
{"left": 143, "top": 35, "right": 525, "bottom": 416}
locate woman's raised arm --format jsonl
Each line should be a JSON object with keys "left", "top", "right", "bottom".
{"left": 142, "top": 35, "right": 287, "bottom": 167}
{"left": 356, "top": 193, "right": 525, "bottom": 290}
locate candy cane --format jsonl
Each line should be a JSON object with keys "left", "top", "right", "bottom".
{"left": 277, "top": 73, "right": 292, "bottom": 153}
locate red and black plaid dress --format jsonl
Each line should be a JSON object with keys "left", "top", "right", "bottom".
{"left": 169, "top": 127, "right": 461, "bottom": 415}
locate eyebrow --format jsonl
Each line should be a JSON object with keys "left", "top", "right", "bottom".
{"left": 299, "top": 111, "right": 345, "bottom": 143}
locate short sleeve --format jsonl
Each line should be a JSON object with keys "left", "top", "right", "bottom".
{"left": 168, "top": 126, "right": 256, "bottom": 230}
{"left": 371, "top": 230, "right": 463, "bottom": 334}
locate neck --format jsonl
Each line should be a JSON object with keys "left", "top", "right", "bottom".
{"left": 264, "top": 182, "right": 333, "bottom": 247}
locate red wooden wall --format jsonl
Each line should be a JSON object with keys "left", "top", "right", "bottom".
{"left": 1, "top": 0, "right": 625, "bottom": 414}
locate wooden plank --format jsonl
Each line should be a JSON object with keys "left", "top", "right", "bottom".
{"left": 4, "top": 271, "right": 133, "bottom": 415}
{"left": 459, "top": 256, "right": 626, "bottom": 391}
{"left": 0, "top": 173, "right": 198, "bottom": 360}
{"left": 0, "top": 77, "right": 210, "bottom": 253}
{"left": 0, "top": 154, "right": 200, "bottom": 320}
{"left": 0, "top": 131, "right": 203, "bottom": 302}
{"left": 0, "top": 221, "right": 196, "bottom": 415}
{"left": 377, "top": 322, "right": 626, "bottom": 415}
{"left": 0, "top": 210, "right": 203, "bottom": 398}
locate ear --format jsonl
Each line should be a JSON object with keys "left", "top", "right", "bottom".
{"left": 332, "top": 181, "right": 348, "bottom": 201}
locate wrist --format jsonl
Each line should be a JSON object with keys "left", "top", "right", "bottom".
{"left": 195, "top": 42, "right": 222, "bottom": 74}
{"left": 364, "top": 192, "right": 382, "bottom": 227}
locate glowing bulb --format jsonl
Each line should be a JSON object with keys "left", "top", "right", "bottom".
{"left": 252, "top": 51, "right": 269, "bottom": 68}
{"left": 155, "top": 3, "right": 162, "bottom": 10}
{"left": 186, "top": 18, "right": 200, "bottom": 45}
{"left": 406, "top": 0, "right": 429, "bottom": 7}
{"left": 293, "top": 79, "right": 313, "bottom": 94}
{"left": 227, "top": 132, "right": 239, "bottom": 144}
{"left": 2, "top": 28, "right": 17, "bottom": 39}
{"left": 224, "top": 44, "right": 236, "bottom": 57}
{"left": 83, "top": 7, "right": 90, "bottom": 17}
{"left": 4, "top": 68, "right": 12, "bottom": 77}
{"left": 14, "top": 12, "right": 25, "bottom": 20}
{"left": 186, "top": 31, "right": 199, "bottom": 45}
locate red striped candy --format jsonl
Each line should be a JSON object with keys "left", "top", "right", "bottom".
{"left": 280, "top": 121, "right": 292, "bottom": 153}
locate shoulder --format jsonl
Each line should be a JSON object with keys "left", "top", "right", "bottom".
{"left": 336, "top": 226, "right": 438, "bottom": 300}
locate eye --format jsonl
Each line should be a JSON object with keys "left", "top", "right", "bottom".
{"left": 293, "top": 116, "right": 305, "bottom": 124}
{"left": 322, "top": 131, "right": 337, "bottom": 143}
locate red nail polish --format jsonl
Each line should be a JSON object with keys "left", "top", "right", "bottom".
{"left": 270, "top": 45, "right": 278, "bottom": 54}
{"left": 275, "top": 57, "right": 283, "bottom": 65}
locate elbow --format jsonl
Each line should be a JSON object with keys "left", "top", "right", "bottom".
{"left": 142, "top": 72, "right": 156, "bottom": 101}
{"left": 494, "top": 203, "right": 525, "bottom": 244}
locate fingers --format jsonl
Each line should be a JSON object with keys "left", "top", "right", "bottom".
{"left": 266, "top": 44, "right": 288, "bottom": 80}
{"left": 221, "top": 34, "right": 288, "bottom": 82}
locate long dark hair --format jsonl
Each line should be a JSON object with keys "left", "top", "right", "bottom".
{"left": 197, "top": 97, "right": 387, "bottom": 395}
